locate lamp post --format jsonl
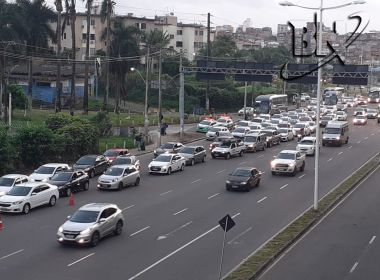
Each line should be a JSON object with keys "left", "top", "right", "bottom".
{"left": 280, "top": 0, "right": 366, "bottom": 211}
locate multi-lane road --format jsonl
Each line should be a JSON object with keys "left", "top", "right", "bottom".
{"left": 1, "top": 109, "right": 380, "bottom": 280}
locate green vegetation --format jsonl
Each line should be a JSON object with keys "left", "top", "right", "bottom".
{"left": 225, "top": 154, "right": 380, "bottom": 280}
{"left": 99, "top": 136, "right": 135, "bottom": 151}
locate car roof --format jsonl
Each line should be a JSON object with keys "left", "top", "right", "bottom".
{"left": 42, "top": 163, "right": 69, "bottom": 167}
{"left": 110, "top": 164, "right": 136, "bottom": 169}
{"left": 104, "top": 148, "right": 128, "bottom": 152}
{"left": 234, "top": 167, "right": 254, "bottom": 171}
{"left": 81, "top": 154, "right": 99, "bottom": 158}
{"left": 15, "top": 182, "right": 50, "bottom": 187}
{"left": 79, "top": 203, "right": 118, "bottom": 212}
{"left": 1, "top": 174, "right": 28, "bottom": 179}
{"left": 280, "top": 150, "right": 298, "bottom": 154}
{"left": 301, "top": 136, "right": 316, "bottom": 141}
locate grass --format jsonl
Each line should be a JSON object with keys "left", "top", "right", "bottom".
{"left": 99, "top": 136, "right": 135, "bottom": 152}
{"left": 225, "top": 153, "right": 380, "bottom": 280}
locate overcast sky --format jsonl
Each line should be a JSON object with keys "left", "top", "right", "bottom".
{"left": 45, "top": 0, "right": 377, "bottom": 34}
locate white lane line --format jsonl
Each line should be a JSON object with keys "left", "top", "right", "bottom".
{"left": 228, "top": 227, "right": 253, "bottom": 244}
{"left": 0, "top": 249, "right": 24, "bottom": 260}
{"left": 130, "top": 226, "right": 150, "bottom": 237}
{"left": 208, "top": 193, "right": 220, "bottom": 200}
{"left": 261, "top": 171, "right": 266, "bottom": 175}
{"left": 191, "top": 179, "right": 202, "bottom": 184}
{"left": 298, "top": 174, "right": 306, "bottom": 179}
{"left": 357, "top": 140, "right": 361, "bottom": 144}
{"left": 173, "top": 208, "right": 188, "bottom": 216}
{"left": 157, "top": 221, "right": 193, "bottom": 240}
{"left": 67, "top": 253, "right": 95, "bottom": 267}
{"left": 280, "top": 184, "right": 288, "bottom": 190}
{"left": 369, "top": 235, "right": 376, "bottom": 244}
{"left": 128, "top": 212, "right": 241, "bottom": 280}
{"left": 216, "top": 169, "right": 225, "bottom": 174}
{"left": 327, "top": 158, "right": 333, "bottom": 162}
{"left": 348, "top": 146, "right": 353, "bottom": 149}
{"left": 349, "top": 261, "right": 359, "bottom": 273}
{"left": 239, "top": 161, "right": 247, "bottom": 165}
{"left": 160, "top": 190, "right": 173, "bottom": 196}
{"left": 364, "top": 137, "right": 368, "bottom": 140}
{"left": 258, "top": 155, "right": 264, "bottom": 158}
{"left": 371, "top": 133, "right": 375, "bottom": 136}
{"left": 122, "top": 205, "right": 135, "bottom": 211}
{"left": 338, "top": 152, "right": 344, "bottom": 155}
{"left": 257, "top": 197, "right": 268, "bottom": 204}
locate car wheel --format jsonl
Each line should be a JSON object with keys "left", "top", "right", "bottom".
{"left": 90, "top": 231, "right": 100, "bottom": 247}
{"left": 181, "top": 164, "right": 185, "bottom": 171}
{"left": 167, "top": 167, "right": 172, "bottom": 175}
{"left": 226, "top": 186, "right": 231, "bottom": 191}
{"left": 114, "top": 220, "right": 123, "bottom": 236}
{"left": 291, "top": 168, "right": 297, "bottom": 177}
{"left": 65, "top": 188, "right": 71, "bottom": 197}
{"left": 22, "top": 203, "right": 31, "bottom": 214}
{"left": 262, "top": 145, "right": 266, "bottom": 151}
{"left": 134, "top": 177, "right": 140, "bottom": 186}
{"left": 118, "top": 182, "right": 123, "bottom": 190}
{"left": 300, "top": 162, "right": 305, "bottom": 172}
{"left": 256, "top": 179, "right": 261, "bottom": 187}
{"left": 191, "top": 159, "right": 195, "bottom": 166}
{"left": 83, "top": 181, "right": 89, "bottom": 191}
{"left": 202, "top": 155, "right": 206, "bottom": 163}
{"left": 271, "top": 171, "right": 276, "bottom": 175}
{"left": 253, "top": 147, "right": 257, "bottom": 153}
{"left": 49, "top": 196, "right": 57, "bottom": 207}
{"left": 89, "top": 169, "right": 95, "bottom": 178}
{"left": 239, "top": 150, "right": 243, "bottom": 157}
{"left": 211, "top": 154, "right": 216, "bottom": 159}
{"left": 225, "top": 153, "right": 231, "bottom": 160}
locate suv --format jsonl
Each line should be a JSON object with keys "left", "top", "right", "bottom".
{"left": 243, "top": 133, "right": 266, "bottom": 152}
{"left": 211, "top": 140, "right": 245, "bottom": 159}
{"left": 261, "top": 129, "right": 281, "bottom": 147}
{"left": 271, "top": 150, "right": 306, "bottom": 176}
{"left": 57, "top": 203, "right": 124, "bottom": 247}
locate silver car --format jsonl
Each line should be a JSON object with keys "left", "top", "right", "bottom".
{"left": 97, "top": 165, "right": 140, "bottom": 190}
{"left": 177, "top": 146, "right": 207, "bottom": 166}
{"left": 57, "top": 203, "right": 124, "bottom": 247}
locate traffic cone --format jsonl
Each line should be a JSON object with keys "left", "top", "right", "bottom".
{"left": 69, "top": 193, "right": 75, "bottom": 206}
{"left": 0, "top": 213, "right": 3, "bottom": 231}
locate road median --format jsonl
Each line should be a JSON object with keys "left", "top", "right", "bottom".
{"left": 225, "top": 152, "right": 380, "bottom": 280}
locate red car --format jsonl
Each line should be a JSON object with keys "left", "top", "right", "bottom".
{"left": 103, "top": 148, "right": 130, "bottom": 164}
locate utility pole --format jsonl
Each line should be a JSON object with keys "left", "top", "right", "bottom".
{"left": 244, "top": 81, "right": 247, "bottom": 120}
{"left": 206, "top": 12, "right": 211, "bottom": 112}
{"left": 158, "top": 49, "right": 162, "bottom": 147}
{"left": 0, "top": 52, "right": 5, "bottom": 119}
{"left": 55, "top": 0, "right": 63, "bottom": 112}
{"left": 144, "top": 46, "right": 150, "bottom": 143}
{"left": 179, "top": 50, "right": 185, "bottom": 141}
{"left": 104, "top": 0, "right": 111, "bottom": 112}
{"left": 83, "top": 0, "right": 92, "bottom": 114}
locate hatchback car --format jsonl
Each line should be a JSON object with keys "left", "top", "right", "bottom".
{"left": 103, "top": 149, "right": 129, "bottom": 164}
{"left": 0, "top": 182, "right": 59, "bottom": 214}
{"left": 48, "top": 170, "right": 89, "bottom": 197}
{"left": 177, "top": 146, "right": 206, "bottom": 166}
{"left": 353, "top": 115, "right": 367, "bottom": 125}
{"left": 73, "top": 155, "right": 109, "bottom": 178}
{"left": 29, "top": 163, "right": 70, "bottom": 182}
{"left": 57, "top": 203, "right": 124, "bottom": 247}
{"left": 97, "top": 165, "right": 140, "bottom": 190}
{"left": 0, "top": 174, "right": 30, "bottom": 197}
{"left": 226, "top": 167, "right": 262, "bottom": 191}
{"left": 148, "top": 154, "right": 186, "bottom": 175}
{"left": 153, "top": 142, "right": 184, "bottom": 158}
{"left": 111, "top": 155, "right": 140, "bottom": 170}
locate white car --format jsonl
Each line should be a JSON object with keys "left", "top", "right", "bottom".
{"left": 231, "top": 127, "right": 250, "bottom": 138}
{"left": 296, "top": 136, "right": 317, "bottom": 156}
{"left": 277, "top": 128, "right": 294, "bottom": 141}
{"left": 0, "top": 174, "right": 30, "bottom": 197}
{"left": 206, "top": 126, "right": 229, "bottom": 140}
{"left": 29, "top": 163, "right": 70, "bottom": 182}
{"left": 215, "top": 117, "right": 234, "bottom": 129}
{"left": 97, "top": 164, "right": 140, "bottom": 190}
{"left": 308, "top": 121, "right": 317, "bottom": 134}
{"left": 0, "top": 182, "right": 59, "bottom": 214}
{"left": 335, "top": 111, "right": 347, "bottom": 121}
{"left": 238, "top": 107, "right": 254, "bottom": 116}
{"left": 148, "top": 154, "right": 186, "bottom": 175}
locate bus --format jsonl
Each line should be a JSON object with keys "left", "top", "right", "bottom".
{"left": 253, "top": 94, "right": 288, "bottom": 115}
{"left": 323, "top": 87, "right": 344, "bottom": 105}
{"left": 368, "top": 87, "right": 380, "bottom": 103}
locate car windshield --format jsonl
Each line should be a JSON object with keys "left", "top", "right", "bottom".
{"left": 7, "top": 186, "right": 32, "bottom": 196}
{"left": 277, "top": 153, "right": 295, "bottom": 160}
{"left": 209, "top": 127, "right": 221, "bottom": 132}
{"left": 51, "top": 172, "right": 72, "bottom": 181}
{"left": 368, "top": 109, "right": 377, "bottom": 113}
{"left": 35, "top": 166, "right": 55, "bottom": 174}
{"left": 236, "top": 121, "right": 248, "bottom": 127}
{"left": 179, "top": 147, "right": 195, "bottom": 154}
{"left": 231, "top": 169, "right": 251, "bottom": 177}
{"left": 325, "top": 128, "right": 341, "bottom": 134}
{"left": 294, "top": 124, "right": 305, "bottom": 128}
{"left": 76, "top": 156, "right": 95, "bottom": 165}
{"left": 271, "top": 119, "right": 280, "bottom": 124}
{"left": 220, "top": 143, "right": 232, "bottom": 148}
{"left": 103, "top": 150, "right": 120, "bottom": 157}
{"left": 105, "top": 167, "right": 124, "bottom": 176}
{"left": 70, "top": 210, "right": 99, "bottom": 223}
{"left": 356, "top": 115, "right": 366, "bottom": 119}
{"left": 309, "top": 122, "right": 315, "bottom": 126}
{"left": 200, "top": 120, "right": 211, "bottom": 125}
{"left": 278, "top": 128, "right": 288, "bottom": 133}
{"left": 336, "top": 111, "right": 344, "bottom": 115}
{"left": 161, "top": 143, "right": 175, "bottom": 149}
{"left": 290, "top": 115, "right": 298, "bottom": 119}
{"left": 321, "top": 116, "right": 332, "bottom": 120}
{"left": 113, "top": 157, "right": 132, "bottom": 165}
{"left": 244, "top": 136, "right": 257, "bottom": 142}
{"left": 0, "top": 177, "right": 15, "bottom": 187}
{"left": 300, "top": 139, "right": 314, "bottom": 145}
{"left": 155, "top": 155, "right": 172, "bottom": 162}
{"left": 217, "top": 118, "right": 227, "bottom": 123}
{"left": 234, "top": 128, "right": 246, "bottom": 133}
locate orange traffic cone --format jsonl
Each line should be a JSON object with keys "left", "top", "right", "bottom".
{"left": 69, "top": 193, "right": 75, "bottom": 206}
{"left": 0, "top": 213, "right": 3, "bottom": 231}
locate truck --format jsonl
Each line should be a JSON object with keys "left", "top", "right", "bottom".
{"left": 211, "top": 140, "right": 246, "bottom": 159}
{"left": 271, "top": 150, "right": 306, "bottom": 176}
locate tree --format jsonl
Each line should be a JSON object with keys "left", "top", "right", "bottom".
{"left": 144, "top": 30, "right": 170, "bottom": 51}
{"left": 199, "top": 34, "right": 238, "bottom": 58}
{"left": 82, "top": 0, "right": 93, "bottom": 114}
{"left": 15, "top": 0, "right": 56, "bottom": 112}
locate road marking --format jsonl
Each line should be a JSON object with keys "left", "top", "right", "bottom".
{"left": 208, "top": 193, "right": 220, "bottom": 200}
{"left": 364, "top": 137, "right": 368, "bottom": 140}
{"left": 257, "top": 197, "right": 268, "bottom": 204}
{"left": 191, "top": 179, "right": 202, "bottom": 184}
{"left": 258, "top": 155, "right": 264, "bottom": 158}
{"left": 349, "top": 262, "right": 359, "bottom": 273}
{"left": 157, "top": 221, "right": 193, "bottom": 240}
{"left": 128, "top": 213, "right": 240, "bottom": 280}
{"left": 338, "top": 152, "right": 343, "bottom": 155}
{"left": 238, "top": 161, "right": 247, "bottom": 165}
{"left": 298, "top": 174, "right": 306, "bottom": 179}
{"left": 160, "top": 190, "right": 173, "bottom": 196}
{"left": 357, "top": 140, "right": 361, "bottom": 144}
{"left": 173, "top": 208, "right": 188, "bottom": 216}
{"left": 348, "top": 146, "right": 353, "bottom": 149}
{"left": 369, "top": 236, "right": 376, "bottom": 244}
{"left": 0, "top": 249, "right": 24, "bottom": 260}
{"left": 67, "top": 253, "right": 95, "bottom": 267}
{"left": 371, "top": 133, "right": 375, "bottom": 136}
{"left": 228, "top": 227, "right": 252, "bottom": 245}
{"left": 261, "top": 171, "right": 266, "bottom": 175}
{"left": 327, "top": 158, "right": 333, "bottom": 162}
{"left": 280, "top": 184, "right": 288, "bottom": 190}
{"left": 216, "top": 169, "right": 225, "bottom": 174}
{"left": 130, "top": 226, "right": 150, "bottom": 237}
{"left": 122, "top": 205, "right": 135, "bottom": 211}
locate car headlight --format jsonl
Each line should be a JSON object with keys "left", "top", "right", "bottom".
{"left": 112, "top": 178, "right": 119, "bottom": 182}
{"left": 12, "top": 200, "right": 24, "bottom": 205}
{"left": 0, "top": 191, "right": 6, "bottom": 196}
{"left": 289, "top": 163, "right": 295, "bottom": 167}
{"left": 241, "top": 182, "right": 247, "bottom": 185}
{"left": 84, "top": 168, "right": 90, "bottom": 172}
{"left": 335, "top": 136, "right": 340, "bottom": 140}
{"left": 80, "top": 228, "right": 92, "bottom": 236}
{"left": 153, "top": 150, "right": 157, "bottom": 154}
{"left": 58, "top": 227, "right": 63, "bottom": 233}
{"left": 248, "top": 144, "right": 254, "bottom": 148}
{"left": 226, "top": 180, "right": 231, "bottom": 184}
{"left": 271, "top": 161, "right": 276, "bottom": 168}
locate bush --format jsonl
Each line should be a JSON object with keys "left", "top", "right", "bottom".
{"left": 89, "top": 112, "right": 112, "bottom": 136}
{"left": 0, "top": 128, "right": 16, "bottom": 174}
{"left": 45, "top": 113, "right": 72, "bottom": 131}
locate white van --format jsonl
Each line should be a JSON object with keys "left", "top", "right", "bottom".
{"left": 322, "top": 121, "right": 349, "bottom": 146}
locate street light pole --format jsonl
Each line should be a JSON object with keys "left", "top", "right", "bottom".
{"left": 158, "top": 49, "right": 162, "bottom": 147}
{"left": 144, "top": 47, "right": 150, "bottom": 143}
{"left": 179, "top": 50, "right": 185, "bottom": 141}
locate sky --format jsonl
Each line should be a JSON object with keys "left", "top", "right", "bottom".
{"left": 45, "top": 0, "right": 378, "bottom": 34}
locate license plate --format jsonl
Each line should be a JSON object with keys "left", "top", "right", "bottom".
{"left": 232, "top": 185, "right": 239, "bottom": 189}
{"left": 65, "top": 234, "right": 75, "bottom": 239}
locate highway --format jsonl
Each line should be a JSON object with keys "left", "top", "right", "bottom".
{"left": 259, "top": 161, "right": 380, "bottom": 280}
{"left": 1, "top": 109, "right": 380, "bottom": 280}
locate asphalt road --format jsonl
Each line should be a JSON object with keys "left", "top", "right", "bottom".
{"left": 259, "top": 162, "right": 380, "bottom": 280}
{"left": 1, "top": 108, "right": 380, "bottom": 280}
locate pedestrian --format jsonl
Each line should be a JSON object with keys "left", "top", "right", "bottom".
{"left": 135, "top": 134, "right": 142, "bottom": 151}
{"left": 140, "top": 134, "right": 146, "bottom": 151}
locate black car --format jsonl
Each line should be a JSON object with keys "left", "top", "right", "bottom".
{"left": 226, "top": 167, "right": 262, "bottom": 191}
{"left": 48, "top": 170, "right": 90, "bottom": 197}
{"left": 73, "top": 155, "right": 109, "bottom": 178}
